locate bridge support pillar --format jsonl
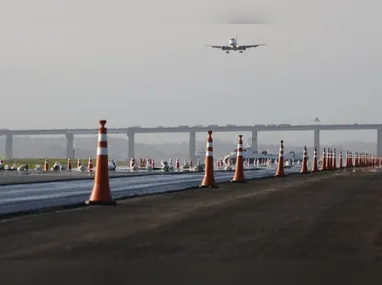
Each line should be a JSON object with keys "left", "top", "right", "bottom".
{"left": 189, "top": 131, "right": 196, "bottom": 162}
{"left": 66, "top": 134, "right": 74, "bottom": 158}
{"left": 377, "top": 129, "right": 382, "bottom": 156}
{"left": 127, "top": 130, "right": 135, "bottom": 161}
{"left": 251, "top": 130, "right": 258, "bottom": 152}
{"left": 5, "top": 134, "right": 13, "bottom": 159}
{"left": 314, "top": 129, "right": 320, "bottom": 155}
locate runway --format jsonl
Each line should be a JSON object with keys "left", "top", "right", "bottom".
{"left": 0, "top": 168, "right": 381, "bottom": 284}
{"left": 0, "top": 166, "right": 300, "bottom": 216}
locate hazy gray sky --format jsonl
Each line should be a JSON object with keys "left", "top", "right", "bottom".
{"left": 1, "top": 0, "right": 381, "bottom": 144}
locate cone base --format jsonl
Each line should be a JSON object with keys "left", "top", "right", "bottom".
{"left": 230, "top": 180, "right": 247, "bottom": 183}
{"left": 199, "top": 184, "right": 219, "bottom": 188}
{"left": 85, "top": 200, "right": 117, "bottom": 206}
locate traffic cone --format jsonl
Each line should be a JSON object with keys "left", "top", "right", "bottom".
{"left": 354, "top": 153, "right": 358, "bottom": 167}
{"left": 231, "top": 135, "right": 246, "bottom": 183}
{"left": 275, "top": 140, "right": 285, "bottom": 177}
{"left": 85, "top": 120, "right": 116, "bottom": 205}
{"left": 175, "top": 158, "right": 180, "bottom": 170}
{"left": 339, "top": 151, "right": 343, "bottom": 169}
{"left": 321, "top": 148, "right": 327, "bottom": 171}
{"left": 349, "top": 152, "right": 353, "bottom": 167}
{"left": 300, "top": 145, "right": 308, "bottom": 174}
{"left": 44, "top": 158, "right": 49, "bottom": 172}
{"left": 345, "top": 151, "right": 349, "bottom": 168}
{"left": 311, "top": 147, "right": 318, "bottom": 172}
{"left": 333, "top": 149, "right": 337, "bottom": 169}
{"left": 200, "top": 130, "right": 218, "bottom": 188}
{"left": 327, "top": 148, "right": 332, "bottom": 170}
{"left": 88, "top": 156, "right": 93, "bottom": 172}
{"left": 67, "top": 158, "right": 72, "bottom": 171}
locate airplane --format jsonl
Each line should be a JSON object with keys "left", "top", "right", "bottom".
{"left": 205, "top": 36, "right": 265, "bottom": 54}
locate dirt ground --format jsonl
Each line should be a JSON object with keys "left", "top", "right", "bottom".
{"left": 1, "top": 169, "right": 382, "bottom": 284}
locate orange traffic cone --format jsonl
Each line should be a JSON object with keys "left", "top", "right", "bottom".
{"left": 85, "top": 120, "right": 116, "bottom": 205}
{"left": 345, "top": 151, "right": 349, "bottom": 168}
{"left": 88, "top": 156, "right": 93, "bottom": 172}
{"left": 275, "top": 140, "right": 285, "bottom": 177}
{"left": 231, "top": 135, "right": 246, "bottom": 183}
{"left": 320, "top": 148, "right": 327, "bottom": 171}
{"left": 311, "top": 147, "right": 318, "bottom": 172}
{"left": 300, "top": 145, "right": 308, "bottom": 174}
{"left": 339, "top": 151, "right": 343, "bottom": 169}
{"left": 44, "top": 158, "right": 49, "bottom": 172}
{"left": 349, "top": 152, "right": 353, "bottom": 167}
{"left": 67, "top": 158, "right": 72, "bottom": 171}
{"left": 333, "top": 149, "right": 337, "bottom": 169}
{"left": 200, "top": 130, "right": 218, "bottom": 188}
{"left": 327, "top": 148, "right": 332, "bottom": 170}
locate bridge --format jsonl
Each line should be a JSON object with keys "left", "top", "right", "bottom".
{"left": 1, "top": 123, "right": 382, "bottom": 159}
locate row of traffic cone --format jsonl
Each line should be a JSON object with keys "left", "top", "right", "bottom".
{"left": 42, "top": 157, "right": 94, "bottom": 172}
{"left": 295, "top": 147, "right": 381, "bottom": 174}
{"left": 85, "top": 122, "right": 382, "bottom": 205}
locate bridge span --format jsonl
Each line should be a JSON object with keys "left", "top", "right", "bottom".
{"left": 1, "top": 123, "right": 382, "bottom": 159}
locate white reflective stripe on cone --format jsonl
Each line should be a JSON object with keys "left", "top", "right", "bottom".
{"left": 98, "top": 133, "right": 108, "bottom": 142}
{"left": 97, "top": 147, "right": 108, "bottom": 155}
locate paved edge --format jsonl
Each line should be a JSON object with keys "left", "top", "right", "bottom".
{"left": 0, "top": 170, "right": 202, "bottom": 186}
{"left": 0, "top": 171, "right": 301, "bottom": 220}
{"left": 0, "top": 167, "right": 285, "bottom": 186}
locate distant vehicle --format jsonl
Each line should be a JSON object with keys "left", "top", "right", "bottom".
{"left": 205, "top": 35, "right": 265, "bottom": 54}
{"left": 223, "top": 147, "right": 303, "bottom": 165}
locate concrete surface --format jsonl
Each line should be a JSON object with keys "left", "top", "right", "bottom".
{"left": 1, "top": 168, "right": 382, "bottom": 284}
{"left": 0, "top": 169, "right": 201, "bottom": 185}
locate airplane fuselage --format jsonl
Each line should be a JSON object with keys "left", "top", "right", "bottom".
{"left": 229, "top": 38, "right": 238, "bottom": 49}
{"left": 228, "top": 38, "right": 245, "bottom": 52}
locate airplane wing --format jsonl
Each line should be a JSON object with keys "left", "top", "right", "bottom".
{"left": 239, "top": 44, "right": 266, "bottom": 50}
{"left": 205, "top": 45, "right": 232, "bottom": 50}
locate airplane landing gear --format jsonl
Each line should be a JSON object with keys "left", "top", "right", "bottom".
{"left": 226, "top": 51, "right": 230, "bottom": 54}
{"left": 239, "top": 51, "right": 243, "bottom": 53}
